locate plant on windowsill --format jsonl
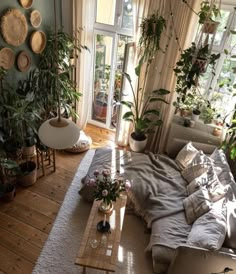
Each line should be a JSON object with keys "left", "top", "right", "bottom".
{"left": 121, "top": 11, "right": 170, "bottom": 152}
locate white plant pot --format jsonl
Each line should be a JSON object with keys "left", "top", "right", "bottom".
{"left": 191, "top": 113, "right": 200, "bottom": 122}
{"left": 129, "top": 133, "right": 147, "bottom": 152}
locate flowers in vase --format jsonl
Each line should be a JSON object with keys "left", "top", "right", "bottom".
{"left": 87, "top": 169, "right": 131, "bottom": 205}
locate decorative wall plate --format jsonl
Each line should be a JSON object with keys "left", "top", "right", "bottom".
{"left": 19, "top": 0, "right": 33, "bottom": 9}
{"left": 30, "top": 10, "right": 42, "bottom": 28}
{"left": 1, "top": 9, "right": 28, "bottom": 47}
{"left": 0, "top": 47, "right": 15, "bottom": 70}
{"left": 30, "top": 31, "right": 46, "bottom": 54}
{"left": 17, "top": 50, "right": 31, "bottom": 72}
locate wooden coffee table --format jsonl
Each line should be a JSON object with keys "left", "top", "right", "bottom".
{"left": 75, "top": 196, "right": 127, "bottom": 273}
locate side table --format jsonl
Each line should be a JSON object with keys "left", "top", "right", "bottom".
{"left": 75, "top": 196, "right": 127, "bottom": 273}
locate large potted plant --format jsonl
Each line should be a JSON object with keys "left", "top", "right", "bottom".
{"left": 121, "top": 11, "right": 170, "bottom": 152}
{"left": 36, "top": 29, "right": 89, "bottom": 121}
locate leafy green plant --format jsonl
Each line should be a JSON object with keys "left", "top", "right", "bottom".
{"left": 201, "top": 102, "right": 217, "bottom": 124}
{"left": 173, "top": 42, "right": 220, "bottom": 111}
{"left": 121, "top": 11, "right": 169, "bottom": 141}
{"left": 37, "top": 29, "right": 88, "bottom": 120}
{"left": 198, "top": 1, "right": 220, "bottom": 24}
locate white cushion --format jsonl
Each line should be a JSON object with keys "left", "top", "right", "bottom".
{"left": 183, "top": 187, "right": 212, "bottom": 224}
{"left": 210, "top": 149, "right": 235, "bottom": 186}
{"left": 187, "top": 198, "right": 227, "bottom": 250}
{"left": 181, "top": 150, "right": 211, "bottom": 183}
{"left": 175, "top": 142, "right": 198, "bottom": 170}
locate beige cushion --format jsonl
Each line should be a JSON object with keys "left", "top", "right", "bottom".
{"left": 65, "top": 131, "right": 91, "bottom": 153}
{"left": 210, "top": 148, "right": 235, "bottom": 187}
{"left": 183, "top": 188, "right": 212, "bottom": 224}
{"left": 175, "top": 142, "right": 198, "bottom": 170}
{"left": 224, "top": 200, "right": 236, "bottom": 249}
{"left": 186, "top": 198, "right": 227, "bottom": 250}
{"left": 182, "top": 151, "right": 212, "bottom": 183}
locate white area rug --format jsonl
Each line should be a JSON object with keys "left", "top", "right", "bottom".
{"left": 33, "top": 150, "right": 153, "bottom": 274}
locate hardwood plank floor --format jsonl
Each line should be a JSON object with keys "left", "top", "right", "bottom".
{"left": 0, "top": 124, "right": 116, "bottom": 274}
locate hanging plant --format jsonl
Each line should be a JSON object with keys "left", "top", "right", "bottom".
{"left": 198, "top": 1, "right": 220, "bottom": 33}
{"left": 139, "top": 11, "right": 166, "bottom": 64}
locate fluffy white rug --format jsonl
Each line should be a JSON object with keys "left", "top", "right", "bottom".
{"left": 33, "top": 150, "right": 153, "bottom": 274}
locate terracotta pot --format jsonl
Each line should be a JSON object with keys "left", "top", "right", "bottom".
{"left": 180, "top": 109, "right": 191, "bottom": 117}
{"left": 203, "top": 20, "right": 219, "bottom": 34}
{"left": 212, "top": 128, "right": 222, "bottom": 137}
{"left": 129, "top": 133, "right": 147, "bottom": 152}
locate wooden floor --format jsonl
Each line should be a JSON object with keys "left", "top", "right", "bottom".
{"left": 0, "top": 124, "right": 116, "bottom": 274}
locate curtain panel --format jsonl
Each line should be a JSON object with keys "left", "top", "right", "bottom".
{"left": 73, "top": 0, "right": 95, "bottom": 130}
{"left": 145, "top": 0, "right": 200, "bottom": 153}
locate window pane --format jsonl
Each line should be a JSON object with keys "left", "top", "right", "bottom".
{"left": 210, "top": 58, "right": 236, "bottom": 121}
{"left": 111, "top": 35, "right": 133, "bottom": 128}
{"left": 122, "top": 0, "right": 133, "bottom": 30}
{"left": 213, "top": 10, "right": 230, "bottom": 46}
{"left": 93, "top": 35, "right": 113, "bottom": 124}
{"left": 96, "top": 0, "right": 116, "bottom": 25}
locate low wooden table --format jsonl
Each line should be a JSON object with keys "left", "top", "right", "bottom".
{"left": 75, "top": 196, "right": 127, "bottom": 273}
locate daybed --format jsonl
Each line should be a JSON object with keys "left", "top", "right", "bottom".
{"left": 79, "top": 141, "right": 236, "bottom": 274}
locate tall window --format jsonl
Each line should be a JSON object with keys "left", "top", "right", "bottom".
{"left": 199, "top": 5, "right": 236, "bottom": 122}
{"left": 90, "top": 0, "right": 134, "bottom": 129}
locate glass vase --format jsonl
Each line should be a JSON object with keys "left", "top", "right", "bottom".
{"left": 98, "top": 200, "right": 113, "bottom": 214}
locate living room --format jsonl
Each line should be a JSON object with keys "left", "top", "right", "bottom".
{"left": 0, "top": 0, "right": 236, "bottom": 274}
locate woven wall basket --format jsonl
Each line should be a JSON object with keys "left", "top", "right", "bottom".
{"left": 1, "top": 9, "right": 28, "bottom": 47}
{"left": 19, "top": 0, "right": 33, "bottom": 9}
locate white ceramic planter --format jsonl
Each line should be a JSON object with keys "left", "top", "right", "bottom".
{"left": 191, "top": 113, "right": 200, "bottom": 121}
{"left": 129, "top": 133, "right": 147, "bottom": 152}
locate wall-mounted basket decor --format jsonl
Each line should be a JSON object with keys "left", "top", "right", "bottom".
{"left": 0, "top": 47, "right": 15, "bottom": 70}
{"left": 19, "top": 0, "right": 33, "bottom": 9}
{"left": 1, "top": 9, "right": 28, "bottom": 47}
{"left": 30, "top": 10, "right": 42, "bottom": 28}
{"left": 17, "top": 50, "right": 31, "bottom": 72}
{"left": 30, "top": 30, "right": 46, "bottom": 54}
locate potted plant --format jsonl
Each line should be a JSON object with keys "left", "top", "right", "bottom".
{"left": 198, "top": 1, "right": 220, "bottom": 34}
{"left": 36, "top": 29, "right": 89, "bottom": 121}
{"left": 173, "top": 42, "right": 220, "bottom": 115}
{"left": 121, "top": 11, "right": 169, "bottom": 152}
{"left": 0, "top": 153, "right": 20, "bottom": 202}
{"left": 191, "top": 94, "right": 206, "bottom": 121}
{"left": 201, "top": 102, "right": 217, "bottom": 124}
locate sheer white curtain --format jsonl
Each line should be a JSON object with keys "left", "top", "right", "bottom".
{"left": 73, "top": 0, "right": 95, "bottom": 129}
{"left": 116, "top": 0, "right": 150, "bottom": 146}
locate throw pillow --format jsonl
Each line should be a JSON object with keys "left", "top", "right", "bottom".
{"left": 187, "top": 171, "right": 209, "bottom": 195}
{"left": 175, "top": 142, "right": 198, "bottom": 170}
{"left": 186, "top": 166, "right": 227, "bottom": 202}
{"left": 224, "top": 200, "right": 236, "bottom": 249}
{"left": 187, "top": 198, "right": 227, "bottom": 250}
{"left": 210, "top": 148, "right": 235, "bottom": 186}
{"left": 183, "top": 187, "right": 212, "bottom": 224}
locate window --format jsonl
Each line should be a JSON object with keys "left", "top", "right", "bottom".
{"left": 90, "top": 0, "right": 134, "bottom": 129}
{"left": 199, "top": 5, "right": 236, "bottom": 122}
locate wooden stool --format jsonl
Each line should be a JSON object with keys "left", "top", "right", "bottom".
{"left": 36, "top": 146, "right": 56, "bottom": 177}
